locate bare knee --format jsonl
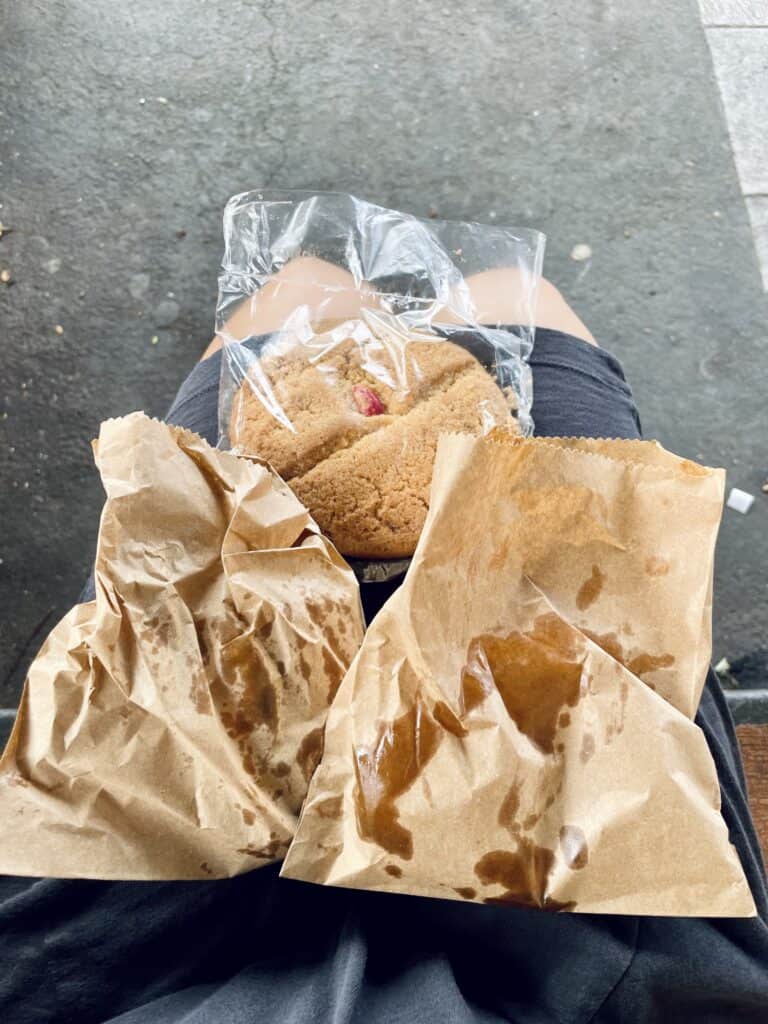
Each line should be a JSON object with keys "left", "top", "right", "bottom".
{"left": 263, "top": 255, "right": 355, "bottom": 291}
{"left": 443, "top": 267, "right": 596, "bottom": 346}
{"left": 533, "top": 276, "right": 596, "bottom": 345}
{"left": 202, "top": 257, "right": 596, "bottom": 362}
{"left": 202, "top": 257, "right": 360, "bottom": 359}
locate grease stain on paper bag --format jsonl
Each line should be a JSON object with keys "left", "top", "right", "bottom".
{"left": 0, "top": 413, "right": 365, "bottom": 881}
{"left": 281, "top": 432, "right": 754, "bottom": 918}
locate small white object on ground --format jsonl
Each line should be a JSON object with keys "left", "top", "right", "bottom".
{"left": 571, "top": 243, "right": 592, "bottom": 261}
{"left": 53, "top": 324, "right": 64, "bottom": 335}
{"left": 726, "top": 487, "right": 755, "bottom": 514}
{"left": 714, "top": 657, "right": 731, "bottom": 675}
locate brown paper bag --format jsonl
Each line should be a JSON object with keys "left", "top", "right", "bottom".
{"left": 281, "top": 432, "right": 755, "bottom": 917}
{"left": 0, "top": 413, "right": 364, "bottom": 879}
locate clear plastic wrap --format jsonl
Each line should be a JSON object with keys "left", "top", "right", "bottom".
{"left": 216, "top": 191, "right": 545, "bottom": 577}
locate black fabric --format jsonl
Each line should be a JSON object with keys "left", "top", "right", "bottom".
{"left": 9, "top": 329, "right": 768, "bottom": 1024}
{"left": 161, "top": 327, "right": 643, "bottom": 448}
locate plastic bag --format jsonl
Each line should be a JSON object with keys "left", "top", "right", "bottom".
{"left": 216, "top": 191, "right": 544, "bottom": 577}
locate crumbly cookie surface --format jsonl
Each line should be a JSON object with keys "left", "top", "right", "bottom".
{"left": 230, "top": 332, "right": 516, "bottom": 558}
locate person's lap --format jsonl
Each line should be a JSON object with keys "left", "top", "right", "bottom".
{"left": 2, "top": 321, "right": 767, "bottom": 1024}
{"left": 165, "top": 328, "right": 639, "bottom": 450}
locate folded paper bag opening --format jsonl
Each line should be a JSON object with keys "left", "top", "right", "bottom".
{"left": 280, "top": 431, "right": 756, "bottom": 918}
{"left": 0, "top": 412, "right": 365, "bottom": 880}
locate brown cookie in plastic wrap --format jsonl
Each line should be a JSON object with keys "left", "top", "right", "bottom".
{"left": 229, "top": 330, "right": 517, "bottom": 560}
{"left": 0, "top": 413, "right": 365, "bottom": 880}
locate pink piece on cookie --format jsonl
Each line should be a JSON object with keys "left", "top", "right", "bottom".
{"left": 353, "top": 385, "right": 386, "bottom": 416}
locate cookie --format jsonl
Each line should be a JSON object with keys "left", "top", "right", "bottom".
{"left": 230, "top": 330, "right": 517, "bottom": 558}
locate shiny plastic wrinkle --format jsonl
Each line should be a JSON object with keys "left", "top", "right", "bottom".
{"left": 216, "top": 191, "right": 545, "bottom": 571}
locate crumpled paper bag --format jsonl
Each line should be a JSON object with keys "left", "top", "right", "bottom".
{"left": 281, "top": 432, "right": 755, "bottom": 917}
{"left": 0, "top": 412, "right": 364, "bottom": 879}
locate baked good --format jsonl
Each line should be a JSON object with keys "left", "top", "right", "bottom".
{"left": 229, "top": 330, "right": 517, "bottom": 558}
